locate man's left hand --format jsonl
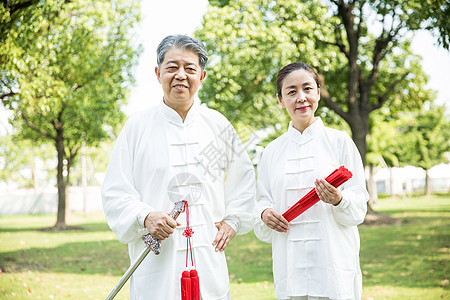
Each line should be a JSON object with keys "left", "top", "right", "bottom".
{"left": 212, "top": 221, "right": 236, "bottom": 252}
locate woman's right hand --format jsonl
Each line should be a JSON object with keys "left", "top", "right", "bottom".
{"left": 261, "top": 208, "right": 289, "bottom": 233}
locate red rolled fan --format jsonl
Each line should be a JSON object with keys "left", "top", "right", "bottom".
{"left": 282, "top": 166, "right": 352, "bottom": 222}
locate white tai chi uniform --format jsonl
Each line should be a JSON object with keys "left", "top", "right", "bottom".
{"left": 103, "top": 100, "right": 255, "bottom": 300}
{"left": 254, "top": 118, "right": 368, "bottom": 300}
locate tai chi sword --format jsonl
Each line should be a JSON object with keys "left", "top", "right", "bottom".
{"left": 106, "top": 201, "right": 186, "bottom": 300}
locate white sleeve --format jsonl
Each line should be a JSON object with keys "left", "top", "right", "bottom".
{"left": 332, "top": 134, "right": 369, "bottom": 226}
{"left": 253, "top": 150, "right": 274, "bottom": 243}
{"left": 101, "top": 126, "right": 154, "bottom": 244}
{"left": 223, "top": 124, "right": 256, "bottom": 235}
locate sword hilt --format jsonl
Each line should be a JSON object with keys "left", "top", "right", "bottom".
{"left": 142, "top": 201, "right": 186, "bottom": 255}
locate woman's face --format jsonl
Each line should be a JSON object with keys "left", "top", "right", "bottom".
{"left": 277, "top": 69, "right": 320, "bottom": 132}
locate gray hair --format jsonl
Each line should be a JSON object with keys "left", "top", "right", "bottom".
{"left": 156, "top": 35, "right": 208, "bottom": 71}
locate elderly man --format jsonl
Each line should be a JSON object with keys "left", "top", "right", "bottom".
{"left": 102, "top": 34, "right": 255, "bottom": 300}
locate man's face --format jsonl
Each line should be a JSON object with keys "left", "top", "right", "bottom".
{"left": 155, "top": 47, "right": 206, "bottom": 109}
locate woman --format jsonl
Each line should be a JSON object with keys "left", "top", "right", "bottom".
{"left": 254, "top": 62, "right": 369, "bottom": 300}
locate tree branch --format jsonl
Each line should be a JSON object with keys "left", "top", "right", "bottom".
{"left": 68, "top": 145, "right": 80, "bottom": 162}
{"left": 326, "top": 25, "right": 349, "bottom": 59}
{"left": 317, "top": 72, "right": 350, "bottom": 123}
{"left": 369, "top": 72, "right": 409, "bottom": 112}
{"left": 8, "top": 0, "right": 38, "bottom": 15}
{"left": 336, "top": 0, "right": 358, "bottom": 55}
{"left": 67, "top": 4, "right": 95, "bottom": 19}
{"left": 52, "top": 102, "right": 66, "bottom": 131}
{"left": 0, "top": 91, "right": 15, "bottom": 100}
{"left": 356, "top": 0, "right": 364, "bottom": 38}
{"left": 20, "top": 111, "right": 56, "bottom": 139}
{"left": 329, "top": 0, "right": 340, "bottom": 6}
{"left": 367, "top": 12, "right": 405, "bottom": 90}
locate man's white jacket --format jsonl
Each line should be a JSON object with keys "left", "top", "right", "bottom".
{"left": 102, "top": 100, "right": 255, "bottom": 300}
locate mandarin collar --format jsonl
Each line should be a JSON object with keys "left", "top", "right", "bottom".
{"left": 159, "top": 99, "right": 199, "bottom": 126}
{"left": 287, "top": 117, "right": 324, "bottom": 144}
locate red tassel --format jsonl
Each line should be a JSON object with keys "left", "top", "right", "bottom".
{"left": 181, "top": 201, "right": 200, "bottom": 299}
{"left": 181, "top": 271, "right": 192, "bottom": 300}
{"left": 190, "top": 269, "right": 200, "bottom": 300}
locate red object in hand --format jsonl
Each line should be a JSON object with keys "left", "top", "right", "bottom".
{"left": 181, "top": 271, "right": 192, "bottom": 300}
{"left": 282, "top": 166, "right": 353, "bottom": 222}
{"left": 180, "top": 201, "right": 200, "bottom": 300}
{"left": 190, "top": 270, "right": 200, "bottom": 300}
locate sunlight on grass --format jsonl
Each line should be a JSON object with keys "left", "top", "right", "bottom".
{"left": 1, "top": 195, "right": 449, "bottom": 299}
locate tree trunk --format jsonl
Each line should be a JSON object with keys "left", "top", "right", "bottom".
{"left": 367, "top": 164, "right": 378, "bottom": 204}
{"left": 82, "top": 141, "right": 88, "bottom": 215}
{"left": 349, "top": 115, "right": 368, "bottom": 166}
{"left": 55, "top": 129, "right": 67, "bottom": 229}
{"left": 425, "top": 169, "right": 431, "bottom": 196}
{"left": 389, "top": 167, "right": 394, "bottom": 196}
{"left": 346, "top": 114, "right": 384, "bottom": 220}
{"left": 65, "top": 154, "right": 72, "bottom": 222}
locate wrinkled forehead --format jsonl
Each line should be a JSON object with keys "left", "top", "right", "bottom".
{"left": 162, "top": 47, "right": 201, "bottom": 66}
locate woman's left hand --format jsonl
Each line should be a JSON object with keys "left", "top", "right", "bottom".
{"left": 315, "top": 178, "right": 343, "bottom": 206}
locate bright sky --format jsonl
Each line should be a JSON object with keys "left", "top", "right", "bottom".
{"left": 125, "top": 0, "right": 209, "bottom": 115}
{"left": 1, "top": 0, "right": 449, "bottom": 135}
{"left": 127, "top": 1, "right": 450, "bottom": 117}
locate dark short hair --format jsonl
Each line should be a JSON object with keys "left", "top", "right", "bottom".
{"left": 276, "top": 62, "right": 320, "bottom": 97}
{"left": 156, "top": 35, "right": 208, "bottom": 71}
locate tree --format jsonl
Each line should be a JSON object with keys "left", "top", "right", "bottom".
{"left": 1, "top": 0, "right": 142, "bottom": 229}
{"left": 365, "top": 112, "right": 401, "bottom": 201}
{"left": 206, "top": 0, "right": 449, "bottom": 49}
{"left": 394, "top": 103, "right": 450, "bottom": 196}
{"left": 0, "top": 134, "right": 55, "bottom": 189}
{"left": 195, "top": 0, "right": 436, "bottom": 170}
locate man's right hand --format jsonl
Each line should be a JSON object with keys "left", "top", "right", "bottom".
{"left": 144, "top": 211, "right": 179, "bottom": 240}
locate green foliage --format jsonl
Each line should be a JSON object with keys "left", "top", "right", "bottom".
{"left": 2, "top": 0, "right": 141, "bottom": 148}
{"left": 69, "top": 140, "right": 115, "bottom": 187}
{"left": 0, "top": 134, "right": 55, "bottom": 187}
{"left": 394, "top": 103, "right": 450, "bottom": 170}
{"left": 367, "top": 102, "right": 450, "bottom": 171}
{"left": 208, "top": 0, "right": 232, "bottom": 7}
{"left": 196, "top": 0, "right": 434, "bottom": 160}
{"left": 366, "top": 112, "right": 401, "bottom": 167}
{"left": 196, "top": 0, "right": 348, "bottom": 134}
{"left": 369, "top": 0, "right": 449, "bottom": 50}
{"left": 208, "top": 0, "right": 449, "bottom": 49}
{"left": 1, "top": 0, "right": 142, "bottom": 226}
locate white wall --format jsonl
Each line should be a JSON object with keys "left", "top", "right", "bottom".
{"left": 371, "top": 164, "right": 450, "bottom": 195}
{"left": 0, "top": 186, "right": 103, "bottom": 215}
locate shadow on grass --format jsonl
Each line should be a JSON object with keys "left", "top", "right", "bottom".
{"left": 0, "top": 239, "right": 130, "bottom": 276}
{"left": 1, "top": 206, "right": 448, "bottom": 289}
{"left": 0, "top": 230, "right": 274, "bottom": 284}
{"left": 361, "top": 214, "right": 450, "bottom": 227}
{"left": 0, "top": 222, "right": 112, "bottom": 233}
{"left": 378, "top": 208, "right": 450, "bottom": 215}
{"left": 360, "top": 217, "right": 449, "bottom": 289}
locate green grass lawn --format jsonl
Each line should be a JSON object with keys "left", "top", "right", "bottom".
{"left": 0, "top": 195, "right": 448, "bottom": 299}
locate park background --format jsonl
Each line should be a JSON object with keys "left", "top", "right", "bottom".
{"left": 0, "top": 0, "right": 449, "bottom": 299}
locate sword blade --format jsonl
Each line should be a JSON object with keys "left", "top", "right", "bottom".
{"left": 105, "top": 246, "right": 150, "bottom": 300}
